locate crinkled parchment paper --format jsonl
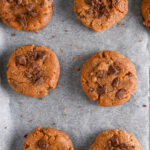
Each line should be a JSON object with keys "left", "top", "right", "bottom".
{"left": 0, "top": 0, "right": 149, "bottom": 150}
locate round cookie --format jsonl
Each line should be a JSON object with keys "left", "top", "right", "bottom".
{"left": 6, "top": 44, "right": 60, "bottom": 97}
{"left": 23, "top": 126, "right": 74, "bottom": 150}
{"left": 90, "top": 129, "right": 143, "bottom": 150}
{"left": 0, "top": 0, "right": 53, "bottom": 32}
{"left": 81, "top": 51, "right": 137, "bottom": 106}
{"left": 74, "top": 0, "right": 128, "bottom": 32}
{"left": 141, "top": 0, "right": 150, "bottom": 27}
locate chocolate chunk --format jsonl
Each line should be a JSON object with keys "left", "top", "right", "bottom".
{"left": 24, "top": 71, "right": 32, "bottom": 79}
{"left": 38, "top": 139, "right": 48, "bottom": 148}
{"left": 32, "top": 68, "right": 44, "bottom": 84}
{"left": 26, "top": 4, "right": 34, "bottom": 11}
{"left": 84, "top": 0, "right": 110, "bottom": 18}
{"left": 115, "top": 65, "right": 121, "bottom": 72}
{"left": 7, "top": 0, "right": 13, "bottom": 3}
{"left": 28, "top": 10, "right": 38, "bottom": 17}
{"left": 24, "top": 134, "right": 28, "bottom": 138}
{"left": 16, "top": 0, "right": 22, "bottom": 4}
{"left": 116, "top": 89, "right": 126, "bottom": 99}
{"left": 28, "top": 51, "right": 38, "bottom": 60}
{"left": 85, "top": 9, "right": 93, "bottom": 14}
{"left": 97, "top": 85, "right": 106, "bottom": 96}
{"left": 37, "top": 51, "right": 47, "bottom": 61}
{"left": 16, "top": 55, "right": 27, "bottom": 66}
{"left": 96, "top": 70, "right": 107, "bottom": 78}
{"left": 31, "top": 62, "right": 38, "bottom": 69}
{"left": 35, "top": 77, "right": 44, "bottom": 85}
{"left": 126, "top": 72, "right": 133, "bottom": 77}
{"left": 17, "top": 14, "right": 27, "bottom": 27}
{"left": 110, "top": 135, "right": 119, "bottom": 147}
{"left": 112, "top": 77, "right": 119, "bottom": 87}
{"left": 84, "top": 0, "right": 91, "bottom": 4}
{"left": 119, "top": 143, "right": 128, "bottom": 149}
{"left": 108, "top": 65, "right": 116, "bottom": 74}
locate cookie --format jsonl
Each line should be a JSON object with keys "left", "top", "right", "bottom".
{"left": 23, "top": 126, "right": 74, "bottom": 150}
{"left": 74, "top": 0, "right": 128, "bottom": 32}
{"left": 90, "top": 129, "right": 143, "bottom": 150}
{"left": 141, "top": 0, "right": 150, "bottom": 27}
{"left": 81, "top": 51, "right": 137, "bottom": 106}
{"left": 0, "top": 0, "right": 53, "bottom": 32}
{"left": 6, "top": 44, "right": 60, "bottom": 97}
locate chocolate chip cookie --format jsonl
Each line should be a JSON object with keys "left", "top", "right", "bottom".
{"left": 23, "top": 126, "right": 74, "bottom": 150}
{"left": 0, "top": 0, "right": 53, "bottom": 32}
{"left": 6, "top": 44, "right": 60, "bottom": 97}
{"left": 81, "top": 51, "right": 137, "bottom": 106}
{"left": 90, "top": 129, "right": 143, "bottom": 150}
{"left": 141, "top": 0, "right": 150, "bottom": 27}
{"left": 74, "top": 0, "right": 128, "bottom": 32}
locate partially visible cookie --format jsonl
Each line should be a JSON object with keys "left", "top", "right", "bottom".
{"left": 23, "top": 126, "right": 74, "bottom": 150}
{"left": 81, "top": 51, "right": 137, "bottom": 106}
{"left": 90, "top": 129, "right": 143, "bottom": 150}
{"left": 74, "top": 0, "right": 128, "bottom": 32}
{"left": 0, "top": 0, "right": 53, "bottom": 32}
{"left": 6, "top": 44, "right": 60, "bottom": 97}
{"left": 141, "top": 0, "right": 150, "bottom": 27}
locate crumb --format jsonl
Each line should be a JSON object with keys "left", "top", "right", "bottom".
{"left": 64, "top": 107, "right": 67, "bottom": 111}
{"left": 29, "top": 120, "right": 33, "bottom": 123}
{"left": 64, "top": 113, "right": 68, "bottom": 117}
{"left": 20, "top": 115, "right": 24, "bottom": 118}
{"left": 75, "top": 68, "right": 81, "bottom": 72}
{"left": 139, "top": 38, "right": 144, "bottom": 42}
{"left": 65, "top": 30, "right": 68, "bottom": 32}
{"left": 18, "top": 102, "right": 22, "bottom": 104}
{"left": 48, "top": 90, "right": 50, "bottom": 94}
{"left": 117, "top": 23, "right": 126, "bottom": 26}
{"left": 24, "top": 134, "right": 28, "bottom": 138}
{"left": 11, "top": 33, "right": 16, "bottom": 37}
{"left": 52, "top": 123, "right": 56, "bottom": 126}
{"left": 72, "top": 54, "right": 81, "bottom": 60}
{"left": 97, "top": 48, "right": 101, "bottom": 51}
{"left": 39, "top": 97, "right": 43, "bottom": 100}
{"left": 60, "top": 48, "right": 64, "bottom": 53}
{"left": 143, "top": 104, "right": 147, "bottom": 107}
{"left": 68, "top": 40, "right": 73, "bottom": 46}
{"left": 52, "top": 35, "right": 56, "bottom": 39}
{"left": 35, "top": 30, "right": 39, "bottom": 34}
{"left": 76, "top": 45, "right": 81, "bottom": 50}
{"left": 4, "top": 126, "right": 7, "bottom": 129}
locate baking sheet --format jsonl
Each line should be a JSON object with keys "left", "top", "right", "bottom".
{"left": 0, "top": 0, "right": 149, "bottom": 150}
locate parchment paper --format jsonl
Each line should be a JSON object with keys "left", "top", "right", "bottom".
{"left": 0, "top": 0, "right": 149, "bottom": 150}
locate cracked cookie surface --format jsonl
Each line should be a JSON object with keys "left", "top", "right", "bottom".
{"left": 90, "top": 129, "right": 143, "bottom": 150}
{"left": 6, "top": 44, "right": 60, "bottom": 97}
{"left": 0, "top": 0, "right": 53, "bottom": 32}
{"left": 74, "top": 0, "right": 128, "bottom": 32}
{"left": 81, "top": 51, "right": 137, "bottom": 106}
{"left": 141, "top": 0, "right": 150, "bottom": 27}
{"left": 23, "top": 126, "right": 74, "bottom": 150}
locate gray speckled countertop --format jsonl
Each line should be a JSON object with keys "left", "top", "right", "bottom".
{"left": 0, "top": 0, "right": 149, "bottom": 150}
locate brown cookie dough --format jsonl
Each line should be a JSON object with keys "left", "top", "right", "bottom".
{"left": 90, "top": 129, "right": 143, "bottom": 150}
{"left": 6, "top": 44, "right": 60, "bottom": 97}
{"left": 81, "top": 51, "right": 137, "bottom": 106}
{"left": 141, "top": 0, "right": 150, "bottom": 27}
{"left": 74, "top": 0, "right": 128, "bottom": 32}
{"left": 23, "top": 126, "right": 74, "bottom": 150}
{"left": 0, "top": 0, "right": 53, "bottom": 32}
